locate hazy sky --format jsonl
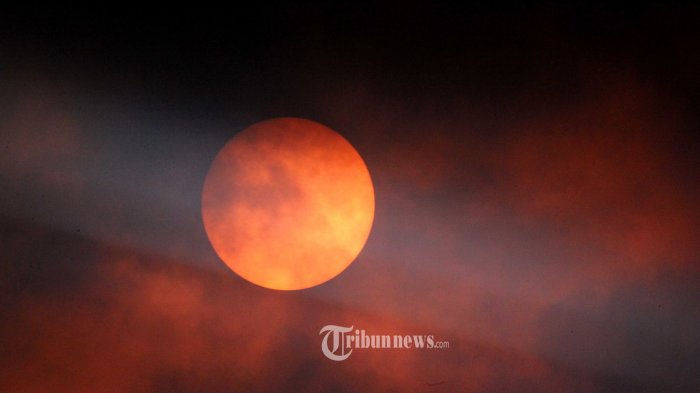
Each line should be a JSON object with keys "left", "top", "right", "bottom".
{"left": 1, "top": 4, "right": 699, "bottom": 392}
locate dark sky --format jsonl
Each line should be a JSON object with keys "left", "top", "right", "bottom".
{"left": 1, "top": 3, "right": 700, "bottom": 392}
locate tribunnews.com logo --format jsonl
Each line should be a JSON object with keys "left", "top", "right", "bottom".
{"left": 319, "top": 325, "right": 450, "bottom": 361}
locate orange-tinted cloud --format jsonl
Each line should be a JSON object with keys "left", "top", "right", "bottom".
{"left": 2, "top": 62, "right": 699, "bottom": 393}
{"left": 0, "top": 220, "right": 597, "bottom": 392}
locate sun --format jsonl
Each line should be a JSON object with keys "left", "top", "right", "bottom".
{"left": 201, "top": 118, "right": 375, "bottom": 290}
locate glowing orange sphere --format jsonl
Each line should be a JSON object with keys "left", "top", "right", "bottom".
{"left": 202, "top": 118, "right": 375, "bottom": 290}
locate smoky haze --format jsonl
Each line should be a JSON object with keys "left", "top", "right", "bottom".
{"left": 1, "top": 4, "right": 699, "bottom": 392}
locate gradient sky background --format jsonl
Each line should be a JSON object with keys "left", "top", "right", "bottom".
{"left": 1, "top": 4, "right": 700, "bottom": 392}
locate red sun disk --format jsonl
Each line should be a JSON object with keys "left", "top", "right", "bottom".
{"left": 202, "top": 118, "right": 375, "bottom": 290}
